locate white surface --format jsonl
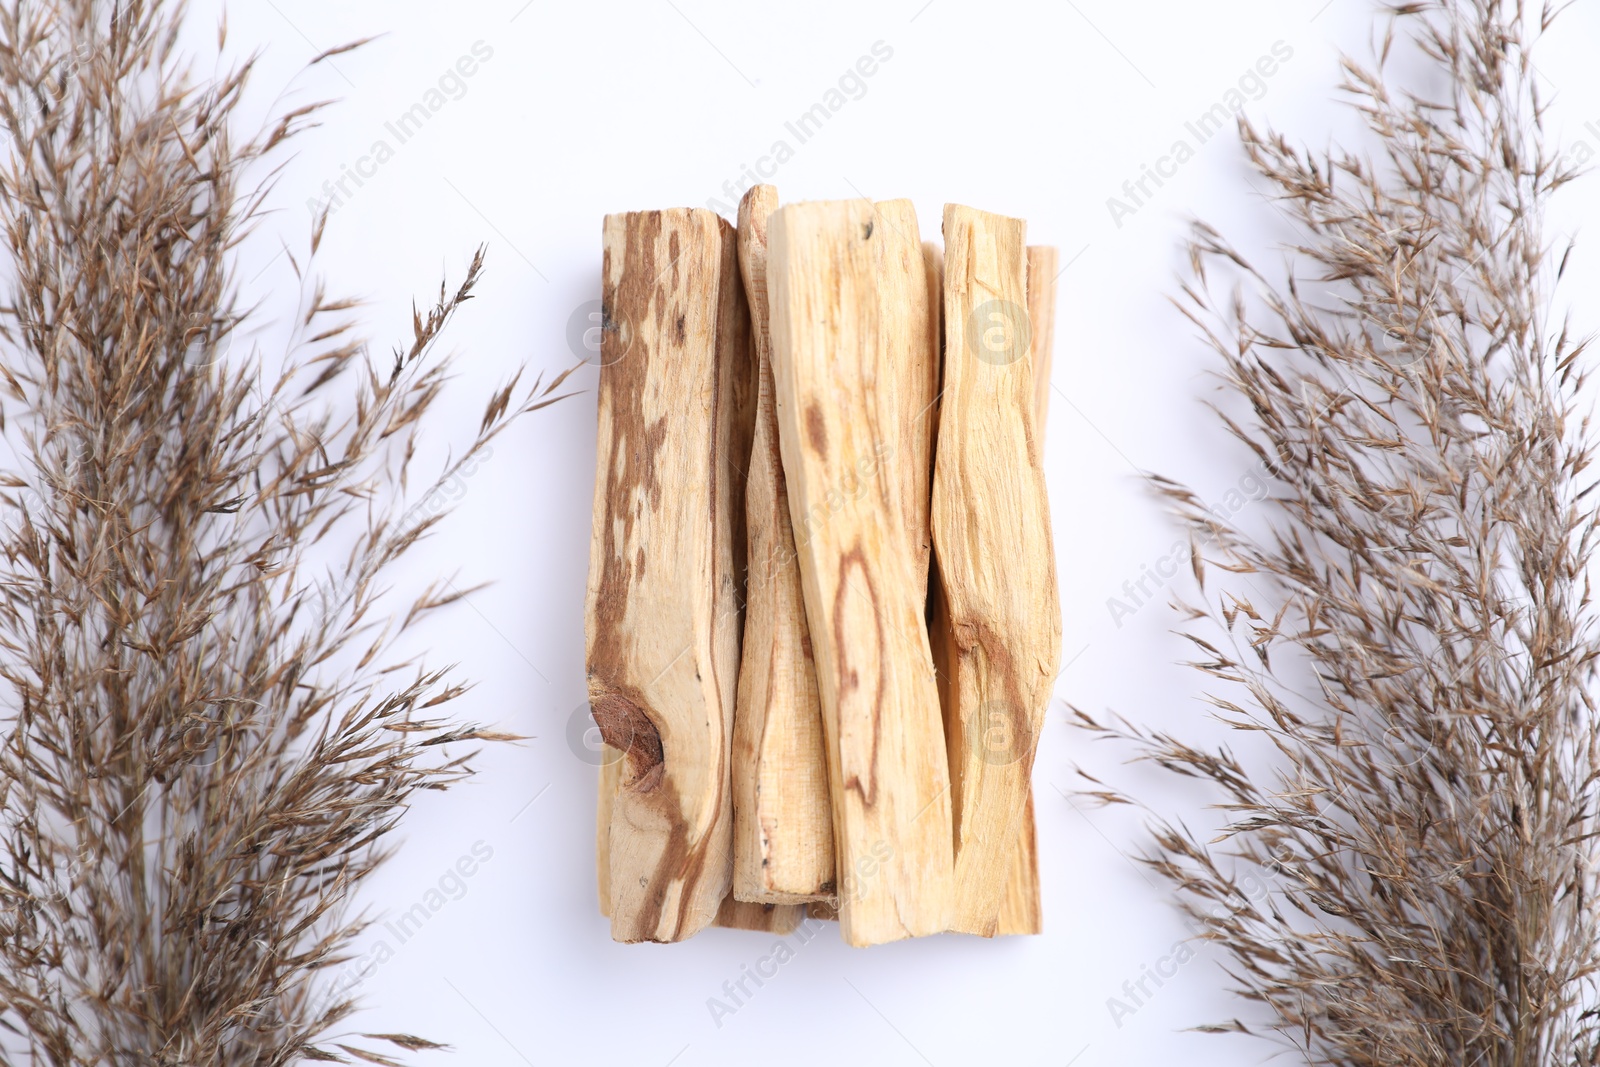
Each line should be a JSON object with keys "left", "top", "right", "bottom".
{"left": 193, "top": 1, "right": 1600, "bottom": 1063}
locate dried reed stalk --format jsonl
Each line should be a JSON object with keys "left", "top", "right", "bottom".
{"left": 0, "top": 1, "right": 568, "bottom": 1062}
{"left": 1076, "top": 1, "right": 1600, "bottom": 1063}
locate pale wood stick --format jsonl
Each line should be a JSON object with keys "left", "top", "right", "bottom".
{"left": 924, "top": 240, "right": 1045, "bottom": 938}
{"left": 715, "top": 894, "right": 804, "bottom": 934}
{"left": 597, "top": 748, "right": 620, "bottom": 918}
{"left": 989, "top": 245, "right": 1062, "bottom": 938}
{"left": 874, "top": 202, "right": 939, "bottom": 601}
{"left": 996, "top": 792, "right": 1042, "bottom": 934}
{"left": 731, "top": 184, "right": 836, "bottom": 904}
{"left": 1026, "top": 246, "right": 1060, "bottom": 442}
{"left": 586, "top": 208, "right": 751, "bottom": 942}
{"left": 768, "top": 199, "right": 955, "bottom": 946}
{"left": 933, "top": 204, "right": 1062, "bottom": 937}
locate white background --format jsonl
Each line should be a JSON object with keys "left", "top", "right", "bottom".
{"left": 186, "top": 1, "right": 1600, "bottom": 1063}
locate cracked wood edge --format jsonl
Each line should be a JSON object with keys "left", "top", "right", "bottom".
{"left": 586, "top": 208, "right": 751, "bottom": 943}
{"left": 731, "top": 184, "right": 836, "bottom": 904}
{"left": 767, "top": 199, "right": 954, "bottom": 946}
{"left": 932, "top": 205, "right": 1062, "bottom": 937}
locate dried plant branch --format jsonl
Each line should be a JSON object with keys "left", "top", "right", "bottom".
{"left": 1075, "top": 1, "right": 1600, "bottom": 1063}
{"left": 0, "top": 1, "right": 572, "bottom": 1063}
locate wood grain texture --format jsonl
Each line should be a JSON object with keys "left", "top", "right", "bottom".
{"left": 996, "top": 791, "right": 1042, "bottom": 935}
{"left": 586, "top": 208, "right": 752, "bottom": 943}
{"left": 731, "top": 185, "right": 836, "bottom": 905}
{"left": 873, "top": 201, "right": 939, "bottom": 601}
{"left": 597, "top": 747, "right": 620, "bottom": 918}
{"left": 1026, "top": 245, "right": 1060, "bottom": 441}
{"left": 714, "top": 894, "right": 804, "bottom": 934}
{"left": 605, "top": 750, "right": 795, "bottom": 933}
{"left": 988, "top": 244, "right": 1062, "bottom": 938}
{"left": 933, "top": 204, "right": 1061, "bottom": 937}
{"left": 768, "top": 199, "right": 954, "bottom": 946}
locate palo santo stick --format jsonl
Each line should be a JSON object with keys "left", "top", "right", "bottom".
{"left": 996, "top": 792, "right": 1042, "bottom": 934}
{"left": 587, "top": 208, "right": 750, "bottom": 943}
{"left": 731, "top": 184, "right": 836, "bottom": 904}
{"left": 933, "top": 205, "right": 1061, "bottom": 937}
{"left": 768, "top": 199, "right": 955, "bottom": 946}
{"left": 1026, "top": 245, "right": 1060, "bottom": 440}
{"left": 597, "top": 749, "right": 620, "bottom": 918}
{"left": 988, "top": 244, "right": 1063, "bottom": 938}
{"left": 874, "top": 201, "right": 939, "bottom": 600}
{"left": 715, "top": 894, "right": 804, "bottom": 934}
{"left": 923, "top": 240, "right": 1044, "bottom": 937}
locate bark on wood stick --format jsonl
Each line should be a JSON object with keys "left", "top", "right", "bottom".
{"left": 768, "top": 199, "right": 955, "bottom": 946}
{"left": 586, "top": 208, "right": 752, "bottom": 943}
{"left": 933, "top": 204, "right": 1062, "bottom": 937}
{"left": 731, "top": 184, "right": 836, "bottom": 905}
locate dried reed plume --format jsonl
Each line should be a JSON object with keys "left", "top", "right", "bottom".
{"left": 0, "top": 1, "right": 570, "bottom": 1062}
{"left": 1075, "top": 1, "right": 1600, "bottom": 1062}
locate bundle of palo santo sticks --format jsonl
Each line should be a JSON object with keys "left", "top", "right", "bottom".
{"left": 585, "top": 187, "right": 1060, "bottom": 946}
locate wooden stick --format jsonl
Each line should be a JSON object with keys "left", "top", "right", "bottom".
{"left": 731, "top": 185, "right": 836, "bottom": 904}
{"left": 874, "top": 202, "right": 940, "bottom": 602}
{"left": 985, "top": 245, "right": 1062, "bottom": 937}
{"left": 715, "top": 894, "right": 804, "bottom": 934}
{"left": 597, "top": 748, "right": 620, "bottom": 918}
{"left": 768, "top": 199, "right": 955, "bottom": 946}
{"left": 1026, "top": 246, "right": 1060, "bottom": 442}
{"left": 996, "top": 792, "right": 1042, "bottom": 935}
{"left": 924, "top": 241, "right": 1046, "bottom": 938}
{"left": 932, "top": 205, "right": 1061, "bottom": 937}
{"left": 586, "top": 208, "right": 752, "bottom": 943}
